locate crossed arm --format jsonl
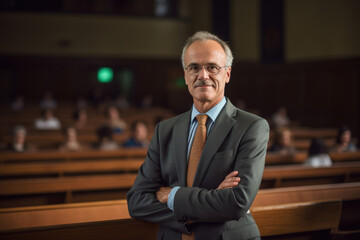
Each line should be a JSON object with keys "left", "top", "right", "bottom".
{"left": 156, "top": 171, "right": 241, "bottom": 203}
{"left": 127, "top": 118, "right": 269, "bottom": 232}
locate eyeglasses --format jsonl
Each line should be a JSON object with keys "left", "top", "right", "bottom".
{"left": 184, "top": 65, "right": 227, "bottom": 76}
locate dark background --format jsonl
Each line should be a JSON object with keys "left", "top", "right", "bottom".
{"left": 0, "top": 0, "right": 359, "bottom": 138}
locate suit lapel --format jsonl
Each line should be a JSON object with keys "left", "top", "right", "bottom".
{"left": 173, "top": 111, "right": 191, "bottom": 187}
{"left": 193, "top": 100, "right": 237, "bottom": 187}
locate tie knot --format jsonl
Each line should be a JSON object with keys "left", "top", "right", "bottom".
{"left": 196, "top": 114, "right": 208, "bottom": 126}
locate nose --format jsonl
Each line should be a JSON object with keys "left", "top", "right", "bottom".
{"left": 197, "top": 66, "right": 209, "bottom": 80}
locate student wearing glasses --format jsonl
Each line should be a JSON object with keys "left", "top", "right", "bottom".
{"left": 127, "top": 31, "right": 269, "bottom": 240}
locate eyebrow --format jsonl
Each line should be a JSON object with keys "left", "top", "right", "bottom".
{"left": 187, "top": 62, "right": 219, "bottom": 67}
{"left": 187, "top": 63, "right": 199, "bottom": 67}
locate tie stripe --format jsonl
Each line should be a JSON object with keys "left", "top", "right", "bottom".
{"left": 182, "top": 114, "right": 208, "bottom": 240}
{"left": 187, "top": 114, "right": 208, "bottom": 186}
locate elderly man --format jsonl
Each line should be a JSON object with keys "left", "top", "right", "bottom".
{"left": 127, "top": 31, "right": 269, "bottom": 240}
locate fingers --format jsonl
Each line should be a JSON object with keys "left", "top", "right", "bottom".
{"left": 225, "top": 171, "right": 239, "bottom": 179}
{"left": 156, "top": 187, "right": 171, "bottom": 203}
{"left": 217, "top": 171, "right": 241, "bottom": 190}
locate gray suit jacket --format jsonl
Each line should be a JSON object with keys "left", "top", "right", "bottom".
{"left": 127, "top": 99, "right": 269, "bottom": 240}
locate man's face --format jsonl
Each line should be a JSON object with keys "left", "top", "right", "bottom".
{"left": 183, "top": 40, "right": 231, "bottom": 106}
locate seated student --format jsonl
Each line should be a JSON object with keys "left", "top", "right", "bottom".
{"left": 75, "top": 96, "right": 88, "bottom": 110}
{"left": 268, "top": 127, "right": 297, "bottom": 155}
{"left": 123, "top": 121, "right": 150, "bottom": 148}
{"left": 331, "top": 125, "right": 358, "bottom": 153}
{"left": 114, "top": 94, "right": 130, "bottom": 110}
{"left": 11, "top": 95, "right": 25, "bottom": 112}
{"left": 304, "top": 138, "right": 332, "bottom": 167}
{"left": 39, "top": 91, "right": 58, "bottom": 110}
{"left": 73, "top": 108, "right": 88, "bottom": 130}
{"left": 34, "top": 108, "right": 61, "bottom": 130}
{"left": 59, "top": 126, "right": 83, "bottom": 151}
{"left": 7, "top": 125, "right": 28, "bottom": 152}
{"left": 96, "top": 125, "right": 119, "bottom": 151}
{"left": 104, "top": 105, "right": 127, "bottom": 134}
{"left": 271, "top": 107, "right": 290, "bottom": 128}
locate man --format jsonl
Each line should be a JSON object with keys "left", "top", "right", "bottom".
{"left": 127, "top": 31, "right": 269, "bottom": 240}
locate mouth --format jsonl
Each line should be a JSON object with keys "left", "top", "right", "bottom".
{"left": 194, "top": 80, "right": 215, "bottom": 88}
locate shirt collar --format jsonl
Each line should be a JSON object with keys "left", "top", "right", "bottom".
{"left": 191, "top": 97, "right": 227, "bottom": 123}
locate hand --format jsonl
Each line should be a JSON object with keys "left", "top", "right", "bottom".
{"left": 217, "top": 171, "right": 241, "bottom": 190}
{"left": 156, "top": 186, "right": 172, "bottom": 203}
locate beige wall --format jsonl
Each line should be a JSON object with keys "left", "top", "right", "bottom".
{"left": 286, "top": 0, "right": 360, "bottom": 61}
{"left": 230, "top": 0, "right": 360, "bottom": 62}
{"left": 1, "top": 0, "right": 359, "bottom": 62}
{"left": 0, "top": 13, "right": 187, "bottom": 58}
{"left": 183, "top": 0, "right": 213, "bottom": 35}
{"left": 231, "top": 0, "right": 260, "bottom": 62}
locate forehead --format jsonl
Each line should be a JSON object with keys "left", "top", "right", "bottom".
{"left": 184, "top": 40, "right": 226, "bottom": 66}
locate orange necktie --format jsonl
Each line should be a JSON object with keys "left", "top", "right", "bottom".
{"left": 183, "top": 114, "right": 208, "bottom": 240}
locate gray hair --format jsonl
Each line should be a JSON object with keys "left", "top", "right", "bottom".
{"left": 181, "top": 31, "right": 233, "bottom": 68}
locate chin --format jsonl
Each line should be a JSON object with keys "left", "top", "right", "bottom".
{"left": 195, "top": 95, "right": 214, "bottom": 103}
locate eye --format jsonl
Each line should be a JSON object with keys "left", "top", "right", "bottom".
{"left": 188, "top": 66, "right": 200, "bottom": 71}
{"left": 206, "top": 65, "right": 219, "bottom": 73}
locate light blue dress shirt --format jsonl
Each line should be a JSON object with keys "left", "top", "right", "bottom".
{"left": 167, "top": 97, "right": 227, "bottom": 210}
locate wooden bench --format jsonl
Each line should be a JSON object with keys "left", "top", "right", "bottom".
{"left": 0, "top": 200, "right": 131, "bottom": 232}
{"left": 330, "top": 151, "right": 360, "bottom": 162}
{"left": 0, "top": 149, "right": 146, "bottom": 207}
{"left": 254, "top": 182, "right": 360, "bottom": 237}
{"left": 290, "top": 127, "right": 338, "bottom": 139}
{"left": 265, "top": 152, "right": 307, "bottom": 165}
{"left": 0, "top": 149, "right": 148, "bottom": 163}
{"left": 293, "top": 138, "right": 335, "bottom": 151}
{"left": 0, "top": 159, "right": 144, "bottom": 177}
{"left": 0, "top": 199, "right": 342, "bottom": 240}
{"left": 1, "top": 132, "right": 131, "bottom": 149}
{"left": 0, "top": 174, "right": 137, "bottom": 207}
{"left": 265, "top": 151, "right": 360, "bottom": 165}
{"left": 2, "top": 158, "right": 359, "bottom": 183}
{"left": 0, "top": 107, "right": 173, "bottom": 132}
{"left": 269, "top": 127, "right": 338, "bottom": 140}
{"left": 252, "top": 200, "right": 341, "bottom": 239}
{"left": 254, "top": 182, "right": 360, "bottom": 207}
{"left": 261, "top": 162, "right": 360, "bottom": 188}
{"left": 0, "top": 158, "right": 359, "bottom": 207}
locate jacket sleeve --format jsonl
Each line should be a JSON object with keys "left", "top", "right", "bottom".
{"left": 173, "top": 118, "right": 269, "bottom": 222}
{"left": 126, "top": 124, "right": 189, "bottom": 234}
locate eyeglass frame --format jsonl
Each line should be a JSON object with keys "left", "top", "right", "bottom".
{"left": 184, "top": 64, "right": 228, "bottom": 76}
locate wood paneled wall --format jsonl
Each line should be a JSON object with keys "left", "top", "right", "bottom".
{"left": 1, "top": 56, "right": 359, "bottom": 138}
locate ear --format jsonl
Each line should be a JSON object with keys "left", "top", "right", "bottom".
{"left": 225, "top": 67, "right": 231, "bottom": 83}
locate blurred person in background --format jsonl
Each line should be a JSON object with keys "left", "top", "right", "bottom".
{"left": 73, "top": 108, "right": 88, "bottom": 130}
{"left": 104, "top": 105, "right": 127, "bottom": 134}
{"left": 271, "top": 107, "right": 290, "bottom": 128}
{"left": 331, "top": 125, "right": 357, "bottom": 152}
{"left": 39, "top": 91, "right": 58, "bottom": 110}
{"left": 96, "top": 125, "right": 119, "bottom": 151}
{"left": 115, "top": 94, "right": 130, "bottom": 110}
{"left": 123, "top": 121, "right": 150, "bottom": 148}
{"left": 75, "top": 96, "right": 88, "bottom": 110}
{"left": 7, "top": 125, "right": 29, "bottom": 152}
{"left": 304, "top": 138, "right": 332, "bottom": 167}
{"left": 59, "top": 126, "right": 83, "bottom": 151}
{"left": 11, "top": 95, "right": 25, "bottom": 112}
{"left": 34, "top": 108, "right": 61, "bottom": 130}
{"left": 268, "top": 127, "right": 297, "bottom": 155}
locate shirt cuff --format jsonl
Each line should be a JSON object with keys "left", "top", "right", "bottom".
{"left": 167, "top": 186, "right": 180, "bottom": 211}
